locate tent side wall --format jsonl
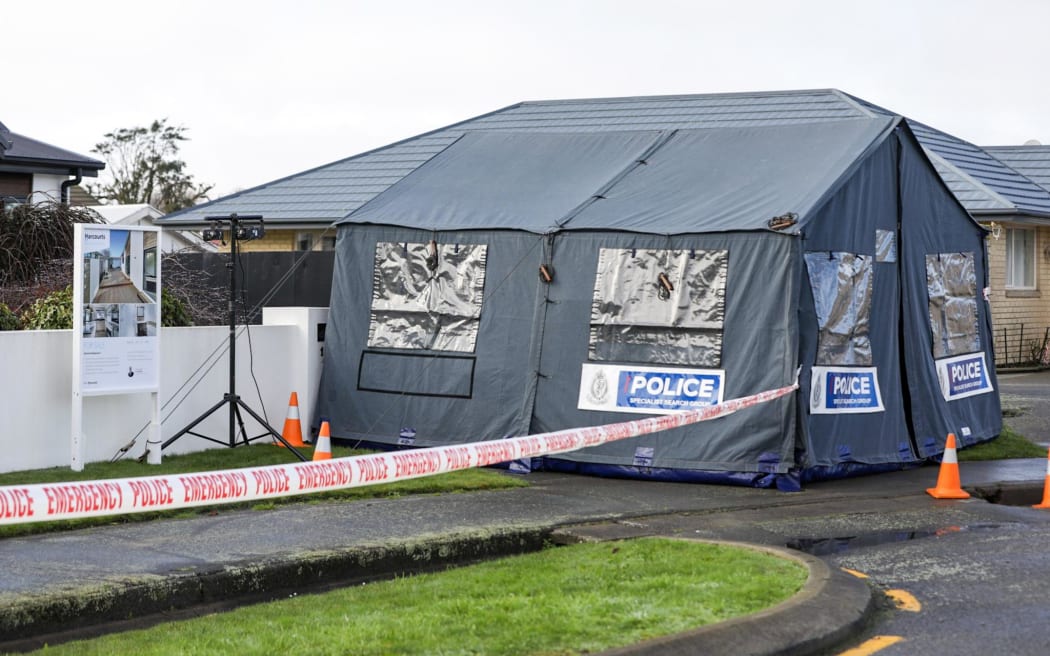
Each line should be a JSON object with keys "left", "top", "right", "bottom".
{"left": 315, "top": 224, "right": 803, "bottom": 483}
{"left": 795, "top": 125, "right": 1002, "bottom": 474}
{"left": 315, "top": 226, "right": 543, "bottom": 447}
{"left": 532, "top": 230, "right": 800, "bottom": 480}
{"left": 897, "top": 128, "right": 1002, "bottom": 453}
{"left": 796, "top": 131, "right": 915, "bottom": 472}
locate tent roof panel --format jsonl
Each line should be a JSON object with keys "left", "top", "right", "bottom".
{"left": 339, "top": 130, "right": 664, "bottom": 232}
{"left": 565, "top": 118, "right": 896, "bottom": 233}
{"left": 340, "top": 118, "right": 897, "bottom": 235}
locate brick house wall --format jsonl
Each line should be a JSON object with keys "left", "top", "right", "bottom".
{"left": 984, "top": 222, "right": 1050, "bottom": 366}
{"left": 211, "top": 229, "right": 335, "bottom": 253}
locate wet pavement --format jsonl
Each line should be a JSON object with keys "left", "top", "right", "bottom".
{"left": 0, "top": 368, "right": 1047, "bottom": 653}
{"left": 1, "top": 455, "right": 1048, "bottom": 654}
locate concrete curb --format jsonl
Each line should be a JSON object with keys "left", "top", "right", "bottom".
{"left": 0, "top": 527, "right": 552, "bottom": 651}
{"left": 598, "top": 540, "right": 874, "bottom": 656}
{"left": 1, "top": 528, "right": 874, "bottom": 656}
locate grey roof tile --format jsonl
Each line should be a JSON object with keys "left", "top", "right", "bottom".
{"left": 985, "top": 146, "right": 1050, "bottom": 196}
{"left": 0, "top": 129, "right": 104, "bottom": 171}
{"left": 844, "top": 94, "right": 1050, "bottom": 217}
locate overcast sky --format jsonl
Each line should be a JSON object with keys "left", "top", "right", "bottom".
{"left": 5, "top": 0, "right": 1048, "bottom": 200}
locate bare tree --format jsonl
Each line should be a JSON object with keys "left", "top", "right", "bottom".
{"left": 161, "top": 251, "right": 228, "bottom": 325}
{"left": 89, "top": 119, "right": 214, "bottom": 213}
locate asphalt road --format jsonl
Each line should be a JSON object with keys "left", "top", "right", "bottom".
{"left": 566, "top": 482, "right": 1050, "bottom": 656}
{"left": 826, "top": 505, "right": 1050, "bottom": 656}
{"left": 812, "top": 368, "right": 1050, "bottom": 655}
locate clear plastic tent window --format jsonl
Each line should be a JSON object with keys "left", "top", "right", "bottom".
{"left": 875, "top": 229, "right": 896, "bottom": 263}
{"left": 926, "top": 252, "right": 980, "bottom": 358}
{"left": 804, "top": 252, "right": 873, "bottom": 366}
{"left": 368, "top": 241, "right": 487, "bottom": 352}
{"left": 589, "top": 247, "right": 727, "bottom": 367}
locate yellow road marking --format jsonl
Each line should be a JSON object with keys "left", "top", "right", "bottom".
{"left": 841, "top": 567, "right": 869, "bottom": 579}
{"left": 885, "top": 589, "right": 921, "bottom": 612}
{"left": 837, "top": 635, "right": 906, "bottom": 655}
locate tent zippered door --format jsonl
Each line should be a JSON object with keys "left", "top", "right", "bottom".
{"left": 894, "top": 131, "right": 923, "bottom": 461}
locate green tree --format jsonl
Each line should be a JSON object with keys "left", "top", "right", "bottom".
{"left": 20, "top": 286, "right": 73, "bottom": 329}
{"left": 89, "top": 119, "right": 214, "bottom": 213}
{"left": 0, "top": 302, "right": 19, "bottom": 330}
{"left": 18, "top": 286, "right": 191, "bottom": 330}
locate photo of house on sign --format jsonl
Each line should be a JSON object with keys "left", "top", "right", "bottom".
{"left": 80, "top": 229, "right": 159, "bottom": 339}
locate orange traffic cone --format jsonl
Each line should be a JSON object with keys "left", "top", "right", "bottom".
{"left": 1032, "top": 448, "right": 1050, "bottom": 509}
{"left": 926, "top": 433, "right": 970, "bottom": 499}
{"left": 313, "top": 421, "right": 332, "bottom": 461}
{"left": 277, "top": 392, "right": 306, "bottom": 448}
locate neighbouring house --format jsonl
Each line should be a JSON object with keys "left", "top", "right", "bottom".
{"left": 84, "top": 203, "right": 216, "bottom": 254}
{"left": 156, "top": 89, "right": 1050, "bottom": 366}
{"left": 981, "top": 144, "right": 1050, "bottom": 365}
{"left": 0, "top": 120, "right": 104, "bottom": 208}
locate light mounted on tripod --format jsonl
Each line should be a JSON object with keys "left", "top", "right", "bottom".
{"left": 162, "top": 212, "right": 306, "bottom": 462}
{"left": 202, "top": 213, "right": 265, "bottom": 243}
{"left": 202, "top": 227, "right": 224, "bottom": 242}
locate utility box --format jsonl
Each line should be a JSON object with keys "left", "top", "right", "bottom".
{"left": 262, "top": 307, "right": 328, "bottom": 442}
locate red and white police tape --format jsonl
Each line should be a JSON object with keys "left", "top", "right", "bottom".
{"left": 0, "top": 379, "right": 798, "bottom": 526}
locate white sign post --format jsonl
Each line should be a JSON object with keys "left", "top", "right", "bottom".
{"left": 71, "top": 225, "right": 162, "bottom": 471}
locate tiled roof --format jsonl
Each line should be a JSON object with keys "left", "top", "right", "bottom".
{"left": 159, "top": 89, "right": 1050, "bottom": 225}
{"left": 0, "top": 127, "right": 104, "bottom": 173}
{"left": 844, "top": 94, "right": 1050, "bottom": 217}
{"left": 0, "top": 121, "right": 11, "bottom": 152}
{"left": 984, "top": 146, "right": 1050, "bottom": 196}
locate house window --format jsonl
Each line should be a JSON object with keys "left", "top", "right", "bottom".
{"left": 804, "top": 252, "right": 873, "bottom": 366}
{"left": 0, "top": 172, "right": 31, "bottom": 211}
{"left": 926, "top": 252, "right": 980, "bottom": 358}
{"left": 321, "top": 235, "right": 337, "bottom": 251}
{"left": 367, "top": 241, "right": 488, "bottom": 352}
{"left": 1005, "top": 227, "right": 1036, "bottom": 290}
{"left": 296, "top": 232, "right": 315, "bottom": 251}
{"left": 589, "top": 247, "right": 728, "bottom": 367}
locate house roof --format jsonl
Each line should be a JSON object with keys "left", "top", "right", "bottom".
{"left": 841, "top": 95, "right": 1050, "bottom": 218}
{"left": 0, "top": 122, "right": 104, "bottom": 176}
{"left": 984, "top": 145, "right": 1050, "bottom": 196}
{"left": 159, "top": 89, "right": 1050, "bottom": 226}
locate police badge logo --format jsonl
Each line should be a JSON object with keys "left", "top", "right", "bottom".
{"left": 811, "top": 373, "right": 823, "bottom": 411}
{"left": 587, "top": 369, "right": 610, "bottom": 405}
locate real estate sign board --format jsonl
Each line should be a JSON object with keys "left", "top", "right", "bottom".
{"left": 70, "top": 224, "right": 162, "bottom": 470}
{"left": 73, "top": 225, "right": 161, "bottom": 394}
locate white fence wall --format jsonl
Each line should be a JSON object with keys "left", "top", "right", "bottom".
{"left": 1, "top": 309, "right": 325, "bottom": 474}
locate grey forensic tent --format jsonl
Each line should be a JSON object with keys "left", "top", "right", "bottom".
{"left": 315, "top": 115, "right": 1001, "bottom": 490}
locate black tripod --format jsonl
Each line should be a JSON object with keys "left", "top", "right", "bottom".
{"left": 162, "top": 214, "right": 307, "bottom": 461}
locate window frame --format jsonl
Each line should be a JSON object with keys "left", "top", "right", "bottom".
{"left": 296, "top": 232, "right": 315, "bottom": 252}
{"left": 803, "top": 251, "right": 874, "bottom": 367}
{"left": 367, "top": 241, "right": 488, "bottom": 353}
{"left": 1005, "top": 226, "right": 1036, "bottom": 291}
{"left": 588, "top": 247, "right": 728, "bottom": 368}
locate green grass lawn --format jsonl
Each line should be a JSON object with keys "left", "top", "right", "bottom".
{"left": 25, "top": 537, "right": 807, "bottom": 656}
{"left": 958, "top": 426, "right": 1046, "bottom": 461}
{"left": 0, "top": 444, "right": 526, "bottom": 538}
